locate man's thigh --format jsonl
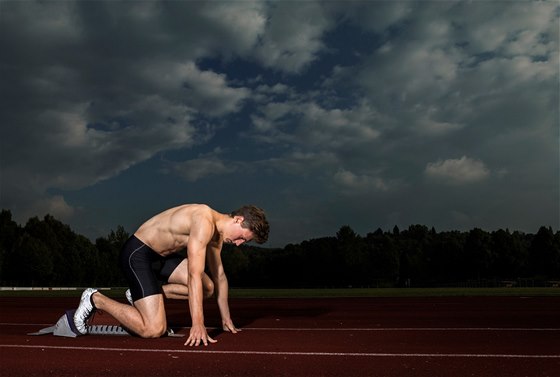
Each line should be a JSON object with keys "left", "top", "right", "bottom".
{"left": 120, "top": 236, "right": 164, "bottom": 302}
{"left": 167, "top": 258, "right": 189, "bottom": 285}
{"left": 160, "top": 253, "right": 187, "bottom": 283}
{"left": 167, "top": 259, "right": 213, "bottom": 294}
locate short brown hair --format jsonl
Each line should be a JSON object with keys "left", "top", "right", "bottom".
{"left": 231, "top": 205, "right": 269, "bottom": 244}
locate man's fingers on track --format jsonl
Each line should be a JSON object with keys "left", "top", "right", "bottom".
{"left": 184, "top": 335, "right": 216, "bottom": 346}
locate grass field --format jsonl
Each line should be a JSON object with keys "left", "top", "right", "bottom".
{"left": 1, "top": 287, "right": 559, "bottom": 298}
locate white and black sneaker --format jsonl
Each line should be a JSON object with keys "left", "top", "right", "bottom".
{"left": 73, "top": 288, "right": 98, "bottom": 335}
{"left": 125, "top": 289, "right": 134, "bottom": 306}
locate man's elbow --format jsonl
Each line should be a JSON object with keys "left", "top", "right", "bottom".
{"left": 188, "top": 270, "right": 204, "bottom": 283}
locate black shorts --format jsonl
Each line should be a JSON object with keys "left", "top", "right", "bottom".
{"left": 119, "top": 235, "right": 185, "bottom": 302}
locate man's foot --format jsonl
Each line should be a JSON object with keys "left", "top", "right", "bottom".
{"left": 73, "top": 288, "right": 98, "bottom": 335}
{"left": 125, "top": 289, "right": 134, "bottom": 306}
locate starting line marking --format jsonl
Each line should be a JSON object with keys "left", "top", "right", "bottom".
{"left": 242, "top": 327, "right": 560, "bottom": 332}
{"left": 0, "top": 344, "right": 559, "bottom": 359}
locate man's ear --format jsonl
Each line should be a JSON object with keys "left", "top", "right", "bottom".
{"left": 234, "top": 215, "right": 245, "bottom": 224}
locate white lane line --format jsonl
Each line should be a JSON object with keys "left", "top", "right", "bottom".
{"left": 0, "top": 344, "right": 558, "bottom": 358}
{"left": 2, "top": 323, "right": 560, "bottom": 332}
{"left": 241, "top": 327, "right": 560, "bottom": 332}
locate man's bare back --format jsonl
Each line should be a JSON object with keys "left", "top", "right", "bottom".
{"left": 135, "top": 204, "right": 220, "bottom": 256}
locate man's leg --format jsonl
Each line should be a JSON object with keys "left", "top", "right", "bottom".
{"left": 91, "top": 292, "right": 167, "bottom": 338}
{"left": 162, "top": 283, "right": 189, "bottom": 300}
{"left": 163, "top": 259, "right": 215, "bottom": 299}
{"left": 123, "top": 254, "right": 215, "bottom": 306}
{"left": 93, "top": 235, "right": 168, "bottom": 336}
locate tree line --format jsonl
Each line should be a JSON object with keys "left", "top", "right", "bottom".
{"left": 0, "top": 210, "right": 128, "bottom": 287}
{"left": 1, "top": 209, "right": 559, "bottom": 288}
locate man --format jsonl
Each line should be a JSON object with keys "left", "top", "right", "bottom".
{"left": 73, "top": 204, "right": 269, "bottom": 346}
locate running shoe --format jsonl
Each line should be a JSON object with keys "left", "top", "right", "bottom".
{"left": 73, "top": 288, "right": 98, "bottom": 335}
{"left": 125, "top": 289, "right": 134, "bottom": 306}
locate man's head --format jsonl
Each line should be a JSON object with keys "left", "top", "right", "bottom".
{"left": 230, "top": 205, "right": 269, "bottom": 244}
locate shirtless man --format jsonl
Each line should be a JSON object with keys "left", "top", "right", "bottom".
{"left": 73, "top": 204, "right": 269, "bottom": 346}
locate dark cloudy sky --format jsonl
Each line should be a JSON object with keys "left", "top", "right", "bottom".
{"left": 0, "top": 1, "right": 558, "bottom": 247}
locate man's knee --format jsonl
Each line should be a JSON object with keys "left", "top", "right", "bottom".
{"left": 139, "top": 322, "right": 167, "bottom": 338}
{"left": 203, "top": 278, "right": 214, "bottom": 299}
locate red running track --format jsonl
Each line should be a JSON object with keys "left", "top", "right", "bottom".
{"left": 1, "top": 296, "right": 559, "bottom": 376}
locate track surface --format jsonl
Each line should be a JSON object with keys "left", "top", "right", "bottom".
{"left": 1, "top": 296, "right": 559, "bottom": 376}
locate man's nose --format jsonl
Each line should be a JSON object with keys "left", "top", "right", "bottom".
{"left": 235, "top": 240, "right": 245, "bottom": 246}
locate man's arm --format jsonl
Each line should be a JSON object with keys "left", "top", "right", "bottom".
{"left": 207, "top": 244, "right": 239, "bottom": 333}
{"left": 184, "top": 217, "right": 217, "bottom": 347}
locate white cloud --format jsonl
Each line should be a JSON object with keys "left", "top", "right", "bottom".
{"left": 164, "top": 148, "right": 245, "bottom": 183}
{"left": 340, "top": 1, "right": 557, "bottom": 117}
{"left": 341, "top": 1, "right": 412, "bottom": 33}
{"left": 41, "top": 195, "right": 76, "bottom": 221}
{"left": 253, "top": 1, "right": 333, "bottom": 73}
{"left": 198, "top": 1, "right": 267, "bottom": 56}
{"left": 425, "top": 156, "right": 490, "bottom": 184}
{"left": 127, "top": 60, "right": 251, "bottom": 117}
{"left": 260, "top": 151, "right": 338, "bottom": 176}
{"left": 251, "top": 99, "right": 382, "bottom": 150}
{"left": 460, "top": 1, "right": 557, "bottom": 55}
{"left": 301, "top": 102, "right": 381, "bottom": 148}
{"left": 334, "top": 169, "right": 391, "bottom": 192}
{"left": 179, "top": 62, "right": 250, "bottom": 117}
{"left": 3, "top": 0, "right": 81, "bottom": 43}
{"left": 416, "top": 115, "right": 463, "bottom": 136}
{"left": 166, "top": 157, "right": 233, "bottom": 182}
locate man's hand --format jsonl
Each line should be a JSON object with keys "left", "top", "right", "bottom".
{"left": 185, "top": 324, "right": 217, "bottom": 346}
{"left": 222, "top": 318, "right": 240, "bottom": 334}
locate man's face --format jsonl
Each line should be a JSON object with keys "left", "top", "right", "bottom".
{"left": 224, "top": 216, "right": 254, "bottom": 246}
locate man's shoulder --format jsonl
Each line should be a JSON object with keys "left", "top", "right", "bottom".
{"left": 173, "top": 203, "right": 212, "bottom": 215}
{"left": 190, "top": 203, "right": 214, "bottom": 216}
{"left": 186, "top": 204, "right": 219, "bottom": 227}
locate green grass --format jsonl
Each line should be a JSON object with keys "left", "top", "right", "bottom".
{"left": 2, "top": 287, "right": 559, "bottom": 298}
